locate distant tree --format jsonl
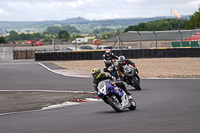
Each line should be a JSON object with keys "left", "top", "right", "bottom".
{"left": 145, "top": 19, "right": 171, "bottom": 31}
{"left": 58, "top": 30, "right": 70, "bottom": 41}
{"left": 32, "top": 33, "right": 44, "bottom": 39}
{"left": 8, "top": 31, "right": 20, "bottom": 41}
{"left": 45, "top": 26, "right": 62, "bottom": 34}
{"left": 25, "top": 33, "right": 33, "bottom": 40}
{"left": 19, "top": 33, "right": 44, "bottom": 40}
{"left": 124, "top": 19, "right": 186, "bottom": 32}
{"left": 0, "top": 36, "right": 6, "bottom": 43}
{"left": 138, "top": 22, "right": 146, "bottom": 30}
{"left": 171, "top": 19, "right": 187, "bottom": 29}
{"left": 185, "top": 6, "right": 200, "bottom": 29}
{"left": 19, "top": 33, "right": 27, "bottom": 40}
{"left": 61, "top": 25, "right": 81, "bottom": 34}
{"left": 124, "top": 25, "right": 139, "bottom": 32}
{"left": 93, "top": 29, "right": 100, "bottom": 34}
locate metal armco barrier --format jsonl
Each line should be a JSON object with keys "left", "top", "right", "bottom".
{"left": 35, "top": 48, "right": 200, "bottom": 61}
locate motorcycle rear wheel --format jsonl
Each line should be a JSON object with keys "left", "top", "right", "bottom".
{"left": 131, "top": 77, "right": 141, "bottom": 90}
{"left": 107, "top": 95, "right": 124, "bottom": 112}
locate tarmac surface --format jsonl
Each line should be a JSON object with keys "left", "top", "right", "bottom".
{"left": 0, "top": 61, "right": 96, "bottom": 114}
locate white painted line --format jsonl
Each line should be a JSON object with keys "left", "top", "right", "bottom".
{"left": 38, "top": 62, "right": 91, "bottom": 78}
{"left": 0, "top": 101, "right": 80, "bottom": 116}
{"left": 38, "top": 63, "right": 200, "bottom": 80}
{"left": 0, "top": 90, "right": 97, "bottom": 116}
{"left": 41, "top": 101, "right": 80, "bottom": 110}
{"left": 0, "top": 90, "right": 95, "bottom": 94}
{"left": 85, "top": 98, "right": 102, "bottom": 102}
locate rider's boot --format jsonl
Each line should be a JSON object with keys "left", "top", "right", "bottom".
{"left": 116, "top": 82, "right": 132, "bottom": 95}
{"left": 123, "top": 87, "right": 132, "bottom": 95}
{"left": 125, "top": 90, "right": 132, "bottom": 95}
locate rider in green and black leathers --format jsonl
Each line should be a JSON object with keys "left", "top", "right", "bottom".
{"left": 91, "top": 68, "right": 131, "bottom": 95}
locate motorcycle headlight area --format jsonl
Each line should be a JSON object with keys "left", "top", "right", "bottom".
{"left": 98, "top": 85, "right": 107, "bottom": 95}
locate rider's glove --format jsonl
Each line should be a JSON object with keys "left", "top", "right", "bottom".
{"left": 111, "top": 81, "right": 116, "bottom": 86}
{"left": 112, "top": 76, "right": 116, "bottom": 81}
{"left": 121, "top": 75, "right": 126, "bottom": 81}
{"left": 135, "top": 68, "right": 139, "bottom": 74}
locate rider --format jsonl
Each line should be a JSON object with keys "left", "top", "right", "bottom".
{"left": 116, "top": 55, "right": 138, "bottom": 80}
{"left": 91, "top": 68, "right": 131, "bottom": 95}
{"left": 103, "top": 49, "right": 118, "bottom": 74}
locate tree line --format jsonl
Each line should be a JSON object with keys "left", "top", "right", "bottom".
{"left": 0, "top": 25, "right": 80, "bottom": 43}
{"left": 124, "top": 7, "right": 200, "bottom": 32}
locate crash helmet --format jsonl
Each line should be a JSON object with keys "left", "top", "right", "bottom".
{"left": 105, "top": 49, "right": 111, "bottom": 55}
{"left": 118, "top": 55, "right": 125, "bottom": 64}
{"left": 91, "top": 68, "right": 101, "bottom": 79}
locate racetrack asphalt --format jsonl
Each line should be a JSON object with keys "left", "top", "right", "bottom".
{"left": 0, "top": 61, "right": 199, "bottom": 115}
{"left": 0, "top": 62, "right": 96, "bottom": 114}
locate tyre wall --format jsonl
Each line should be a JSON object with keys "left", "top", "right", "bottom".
{"left": 35, "top": 48, "right": 200, "bottom": 61}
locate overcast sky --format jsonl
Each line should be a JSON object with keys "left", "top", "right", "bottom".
{"left": 0, "top": 0, "right": 199, "bottom": 21}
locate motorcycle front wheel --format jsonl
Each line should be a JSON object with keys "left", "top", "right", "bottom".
{"left": 107, "top": 95, "right": 124, "bottom": 112}
{"left": 128, "top": 99, "right": 136, "bottom": 110}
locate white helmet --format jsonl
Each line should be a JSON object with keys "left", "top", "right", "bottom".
{"left": 106, "top": 49, "right": 111, "bottom": 54}
{"left": 118, "top": 56, "right": 125, "bottom": 63}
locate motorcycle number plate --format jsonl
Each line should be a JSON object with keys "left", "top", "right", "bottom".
{"left": 98, "top": 85, "right": 107, "bottom": 95}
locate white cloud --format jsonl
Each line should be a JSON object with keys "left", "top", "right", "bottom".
{"left": 124, "top": 0, "right": 143, "bottom": 3}
{"left": 0, "top": 8, "right": 8, "bottom": 15}
{"left": 0, "top": 0, "right": 199, "bottom": 21}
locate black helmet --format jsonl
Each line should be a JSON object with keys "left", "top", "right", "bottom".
{"left": 118, "top": 55, "right": 125, "bottom": 64}
{"left": 91, "top": 68, "right": 101, "bottom": 79}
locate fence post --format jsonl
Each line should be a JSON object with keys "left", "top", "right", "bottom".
{"left": 73, "top": 33, "right": 78, "bottom": 50}
{"left": 137, "top": 31, "right": 141, "bottom": 48}
{"left": 153, "top": 30, "right": 157, "bottom": 48}
{"left": 178, "top": 30, "right": 183, "bottom": 47}
{"left": 94, "top": 33, "right": 98, "bottom": 49}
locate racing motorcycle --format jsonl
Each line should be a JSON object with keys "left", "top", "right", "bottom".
{"left": 97, "top": 79, "right": 136, "bottom": 112}
{"left": 109, "top": 61, "right": 119, "bottom": 79}
{"left": 104, "top": 60, "right": 119, "bottom": 79}
{"left": 123, "top": 64, "right": 141, "bottom": 90}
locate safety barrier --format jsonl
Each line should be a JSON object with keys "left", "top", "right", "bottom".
{"left": 35, "top": 48, "right": 200, "bottom": 61}
{"left": 13, "top": 49, "right": 50, "bottom": 60}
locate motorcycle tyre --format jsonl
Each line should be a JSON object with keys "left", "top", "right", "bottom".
{"left": 128, "top": 99, "right": 136, "bottom": 110}
{"left": 131, "top": 77, "right": 141, "bottom": 90}
{"left": 107, "top": 96, "right": 124, "bottom": 112}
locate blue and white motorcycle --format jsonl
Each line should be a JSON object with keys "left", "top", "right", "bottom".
{"left": 97, "top": 80, "right": 136, "bottom": 112}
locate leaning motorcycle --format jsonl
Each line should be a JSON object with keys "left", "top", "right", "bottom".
{"left": 104, "top": 60, "right": 119, "bottom": 79}
{"left": 109, "top": 61, "right": 119, "bottom": 79}
{"left": 123, "top": 65, "right": 141, "bottom": 90}
{"left": 97, "top": 79, "right": 136, "bottom": 112}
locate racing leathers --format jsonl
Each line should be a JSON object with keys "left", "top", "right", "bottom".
{"left": 103, "top": 53, "right": 118, "bottom": 74}
{"left": 116, "top": 59, "right": 138, "bottom": 80}
{"left": 92, "top": 73, "right": 131, "bottom": 95}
